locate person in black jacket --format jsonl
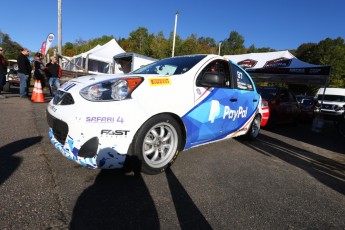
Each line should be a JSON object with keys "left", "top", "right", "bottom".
{"left": 46, "top": 56, "right": 61, "bottom": 97}
{"left": 17, "top": 48, "right": 32, "bottom": 98}
{"left": 0, "top": 47, "right": 8, "bottom": 99}
{"left": 33, "top": 52, "right": 46, "bottom": 89}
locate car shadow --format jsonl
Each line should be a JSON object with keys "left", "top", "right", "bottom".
{"left": 70, "top": 160, "right": 212, "bottom": 229}
{"left": 69, "top": 168, "right": 160, "bottom": 230}
{"left": 262, "top": 122, "right": 345, "bottom": 154}
{"left": 0, "top": 136, "right": 43, "bottom": 185}
{"left": 165, "top": 168, "right": 212, "bottom": 230}
{"left": 241, "top": 133, "right": 345, "bottom": 195}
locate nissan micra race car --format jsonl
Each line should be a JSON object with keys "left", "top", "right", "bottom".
{"left": 47, "top": 54, "right": 264, "bottom": 174}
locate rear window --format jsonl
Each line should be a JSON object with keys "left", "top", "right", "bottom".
{"left": 257, "top": 87, "right": 278, "bottom": 101}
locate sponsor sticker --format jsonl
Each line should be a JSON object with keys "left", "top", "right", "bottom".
{"left": 208, "top": 100, "right": 248, "bottom": 123}
{"left": 238, "top": 59, "right": 258, "bottom": 68}
{"left": 101, "top": 130, "right": 130, "bottom": 137}
{"left": 49, "top": 105, "right": 57, "bottom": 112}
{"left": 86, "top": 116, "right": 124, "bottom": 123}
{"left": 149, "top": 78, "right": 171, "bottom": 86}
{"left": 264, "top": 58, "right": 292, "bottom": 68}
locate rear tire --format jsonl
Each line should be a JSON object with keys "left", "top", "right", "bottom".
{"left": 131, "top": 114, "right": 182, "bottom": 175}
{"left": 244, "top": 114, "right": 261, "bottom": 140}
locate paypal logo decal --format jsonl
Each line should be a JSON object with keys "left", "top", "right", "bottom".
{"left": 208, "top": 100, "right": 248, "bottom": 123}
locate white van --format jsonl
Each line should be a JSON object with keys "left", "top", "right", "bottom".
{"left": 315, "top": 88, "right": 345, "bottom": 120}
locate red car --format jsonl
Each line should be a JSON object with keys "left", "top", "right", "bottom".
{"left": 260, "top": 99, "right": 270, "bottom": 127}
{"left": 257, "top": 87, "right": 301, "bottom": 127}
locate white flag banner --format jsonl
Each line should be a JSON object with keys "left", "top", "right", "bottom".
{"left": 44, "top": 33, "right": 55, "bottom": 55}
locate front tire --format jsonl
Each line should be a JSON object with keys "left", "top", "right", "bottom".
{"left": 132, "top": 114, "right": 182, "bottom": 175}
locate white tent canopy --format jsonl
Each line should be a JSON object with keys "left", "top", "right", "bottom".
{"left": 66, "top": 39, "right": 125, "bottom": 74}
{"left": 87, "top": 39, "right": 125, "bottom": 63}
{"left": 225, "top": 50, "right": 331, "bottom": 86}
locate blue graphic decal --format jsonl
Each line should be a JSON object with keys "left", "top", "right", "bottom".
{"left": 49, "top": 128, "right": 126, "bottom": 170}
{"left": 182, "top": 88, "right": 258, "bottom": 149}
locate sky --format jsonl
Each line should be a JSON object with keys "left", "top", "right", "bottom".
{"left": 1, "top": 0, "right": 345, "bottom": 53}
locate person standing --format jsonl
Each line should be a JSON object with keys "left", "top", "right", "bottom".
{"left": 46, "top": 56, "right": 61, "bottom": 97}
{"left": 17, "top": 48, "right": 32, "bottom": 98}
{"left": 0, "top": 47, "right": 8, "bottom": 99}
{"left": 33, "top": 52, "right": 46, "bottom": 89}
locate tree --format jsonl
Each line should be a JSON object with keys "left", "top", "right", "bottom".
{"left": 62, "top": 42, "right": 75, "bottom": 57}
{"left": 295, "top": 43, "right": 318, "bottom": 63}
{"left": 129, "top": 27, "right": 150, "bottom": 54}
{"left": 198, "top": 37, "right": 217, "bottom": 54}
{"left": 179, "top": 34, "right": 200, "bottom": 55}
{"left": 149, "top": 31, "right": 170, "bottom": 59}
{"left": 296, "top": 38, "right": 345, "bottom": 87}
{"left": 221, "top": 31, "right": 246, "bottom": 55}
{"left": 0, "top": 31, "right": 22, "bottom": 59}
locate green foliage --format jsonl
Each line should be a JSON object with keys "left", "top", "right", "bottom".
{"left": 221, "top": 31, "right": 246, "bottom": 55}
{"left": 296, "top": 37, "right": 345, "bottom": 88}
{"left": 0, "top": 31, "right": 23, "bottom": 59}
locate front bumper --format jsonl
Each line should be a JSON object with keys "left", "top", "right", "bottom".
{"left": 47, "top": 111, "right": 127, "bottom": 169}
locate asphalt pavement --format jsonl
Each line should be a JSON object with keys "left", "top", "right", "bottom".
{"left": 0, "top": 89, "right": 345, "bottom": 230}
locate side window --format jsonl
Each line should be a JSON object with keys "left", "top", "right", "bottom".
{"left": 232, "top": 64, "right": 253, "bottom": 91}
{"left": 196, "top": 60, "right": 231, "bottom": 88}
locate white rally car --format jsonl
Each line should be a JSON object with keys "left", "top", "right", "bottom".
{"left": 47, "top": 54, "right": 263, "bottom": 174}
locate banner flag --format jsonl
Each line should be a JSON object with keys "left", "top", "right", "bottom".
{"left": 40, "top": 41, "right": 46, "bottom": 56}
{"left": 43, "top": 33, "right": 55, "bottom": 55}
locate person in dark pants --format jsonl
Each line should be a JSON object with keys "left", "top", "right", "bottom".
{"left": 0, "top": 47, "right": 8, "bottom": 99}
{"left": 46, "top": 56, "right": 61, "bottom": 97}
{"left": 33, "top": 52, "right": 46, "bottom": 89}
{"left": 17, "top": 48, "right": 32, "bottom": 98}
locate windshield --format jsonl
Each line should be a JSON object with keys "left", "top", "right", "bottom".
{"left": 317, "top": 94, "right": 345, "bottom": 102}
{"left": 132, "top": 55, "right": 206, "bottom": 75}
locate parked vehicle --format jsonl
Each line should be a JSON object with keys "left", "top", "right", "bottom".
{"left": 113, "top": 52, "right": 157, "bottom": 73}
{"left": 314, "top": 88, "right": 345, "bottom": 121}
{"left": 47, "top": 54, "right": 265, "bottom": 174}
{"left": 260, "top": 99, "right": 270, "bottom": 127}
{"left": 296, "top": 95, "right": 315, "bottom": 122}
{"left": 257, "top": 87, "right": 301, "bottom": 127}
{"left": 3, "top": 59, "right": 19, "bottom": 92}
{"left": 335, "top": 105, "right": 345, "bottom": 138}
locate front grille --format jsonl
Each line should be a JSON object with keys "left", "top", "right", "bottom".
{"left": 321, "top": 104, "right": 337, "bottom": 110}
{"left": 46, "top": 111, "right": 69, "bottom": 144}
{"left": 53, "top": 90, "right": 74, "bottom": 105}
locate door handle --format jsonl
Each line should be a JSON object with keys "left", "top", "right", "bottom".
{"left": 253, "top": 99, "right": 258, "bottom": 102}
{"left": 230, "top": 98, "right": 237, "bottom": 102}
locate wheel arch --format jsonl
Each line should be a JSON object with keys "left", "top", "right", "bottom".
{"left": 128, "top": 112, "right": 187, "bottom": 155}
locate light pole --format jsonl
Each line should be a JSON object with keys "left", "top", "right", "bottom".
{"left": 218, "top": 42, "right": 222, "bottom": 55}
{"left": 172, "top": 11, "right": 179, "bottom": 57}
{"left": 58, "top": 0, "right": 62, "bottom": 56}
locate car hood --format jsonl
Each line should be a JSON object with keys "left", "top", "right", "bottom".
{"left": 66, "top": 73, "right": 170, "bottom": 86}
{"left": 67, "top": 74, "right": 127, "bottom": 85}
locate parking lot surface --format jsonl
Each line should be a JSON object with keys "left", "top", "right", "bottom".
{"left": 1, "top": 92, "right": 345, "bottom": 229}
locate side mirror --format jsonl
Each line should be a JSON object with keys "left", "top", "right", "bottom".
{"left": 196, "top": 72, "right": 224, "bottom": 87}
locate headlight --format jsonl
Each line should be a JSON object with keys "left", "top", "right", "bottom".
{"left": 80, "top": 77, "right": 143, "bottom": 101}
